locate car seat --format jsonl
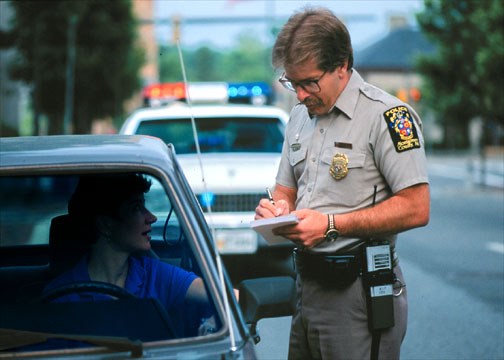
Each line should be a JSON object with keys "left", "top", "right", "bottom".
{"left": 49, "top": 214, "right": 91, "bottom": 276}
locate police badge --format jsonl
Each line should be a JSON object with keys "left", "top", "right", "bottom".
{"left": 330, "top": 153, "right": 349, "bottom": 180}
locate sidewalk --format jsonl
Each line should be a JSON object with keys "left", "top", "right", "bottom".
{"left": 426, "top": 150, "right": 504, "bottom": 189}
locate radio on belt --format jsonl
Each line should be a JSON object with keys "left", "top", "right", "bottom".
{"left": 362, "top": 240, "right": 395, "bottom": 330}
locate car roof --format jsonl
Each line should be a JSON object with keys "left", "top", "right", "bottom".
{"left": 120, "top": 103, "right": 290, "bottom": 134}
{"left": 0, "top": 135, "right": 174, "bottom": 171}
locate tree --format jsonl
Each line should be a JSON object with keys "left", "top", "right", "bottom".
{"left": 158, "top": 32, "right": 272, "bottom": 83}
{"left": 8, "top": 0, "right": 144, "bottom": 134}
{"left": 221, "top": 32, "right": 272, "bottom": 82}
{"left": 416, "top": 0, "right": 504, "bottom": 149}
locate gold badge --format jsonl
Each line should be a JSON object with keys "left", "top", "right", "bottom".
{"left": 330, "top": 153, "right": 349, "bottom": 180}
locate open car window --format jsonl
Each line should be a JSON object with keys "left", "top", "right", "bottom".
{"left": 0, "top": 172, "right": 221, "bottom": 353}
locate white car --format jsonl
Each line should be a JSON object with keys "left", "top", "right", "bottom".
{"left": 120, "top": 103, "right": 294, "bottom": 283}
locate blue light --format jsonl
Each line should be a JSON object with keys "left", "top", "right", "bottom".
{"left": 228, "top": 86, "right": 238, "bottom": 97}
{"left": 227, "top": 82, "right": 273, "bottom": 104}
{"left": 251, "top": 85, "right": 263, "bottom": 96}
{"left": 199, "top": 192, "right": 215, "bottom": 207}
{"left": 238, "top": 86, "right": 248, "bottom": 96}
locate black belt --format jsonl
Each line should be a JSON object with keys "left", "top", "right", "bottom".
{"left": 293, "top": 246, "right": 398, "bottom": 289}
{"left": 293, "top": 248, "right": 363, "bottom": 289}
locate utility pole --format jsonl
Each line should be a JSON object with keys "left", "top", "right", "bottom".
{"left": 63, "top": 15, "right": 78, "bottom": 134}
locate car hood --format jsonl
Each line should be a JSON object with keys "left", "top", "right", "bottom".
{"left": 177, "top": 153, "right": 280, "bottom": 193}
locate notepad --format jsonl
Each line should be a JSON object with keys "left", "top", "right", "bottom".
{"left": 250, "top": 214, "right": 299, "bottom": 245}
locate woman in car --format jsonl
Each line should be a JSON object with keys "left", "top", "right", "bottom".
{"left": 43, "top": 173, "right": 215, "bottom": 335}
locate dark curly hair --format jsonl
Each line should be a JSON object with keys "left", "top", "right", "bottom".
{"left": 68, "top": 173, "right": 152, "bottom": 242}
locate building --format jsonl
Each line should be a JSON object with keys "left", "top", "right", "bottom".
{"left": 354, "top": 20, "right": 441, "bottom": 148}
{"left": 0, "top": 1, "right": 25, "bottom": 137}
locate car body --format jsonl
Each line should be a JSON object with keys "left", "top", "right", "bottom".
{"left": 120, "top": 103, "right": 296, "bottom": 284}
{"left": 0, "top": 135, "right": 294, "bottom": 359}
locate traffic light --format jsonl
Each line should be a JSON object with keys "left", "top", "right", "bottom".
{"left": 396, "top": 88, "right": 408, "bottom": 102}
{"left": 396, "top": 88, "right": 422, "bottom": 103}
{"left": 409, "top": 87, "right": 421, "bottom": 102}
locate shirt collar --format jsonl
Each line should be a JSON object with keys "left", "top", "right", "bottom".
{"left": 332, "top": 69, "right": 364, "bottom": 120}
{"left": 124, "top": 256, "right": 145, "bottom": 295}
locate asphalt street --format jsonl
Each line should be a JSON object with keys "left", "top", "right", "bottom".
{"left": 254, "top": 153, "right": 504, "bottom": 360}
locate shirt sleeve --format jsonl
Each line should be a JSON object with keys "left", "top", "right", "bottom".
{"left": 371, "top": 103, "right": 429, "bottom": 193}
{"left": 145, "top": 257, "right": 198, "bottom": 308}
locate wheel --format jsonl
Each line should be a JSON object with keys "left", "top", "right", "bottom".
{"left": 40, "top": 281, "right": 136, "bottom": 302}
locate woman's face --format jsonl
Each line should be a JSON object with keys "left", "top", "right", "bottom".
{"left": 109, "top": 193, "right": 157, "bottom": 254}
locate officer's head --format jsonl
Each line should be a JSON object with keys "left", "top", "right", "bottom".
{"left": 273, "top": 7, "right": 353, "bottom": 115}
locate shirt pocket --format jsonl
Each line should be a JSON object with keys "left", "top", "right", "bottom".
{"left": 289, "top": 147, "right": 307, "bottom": 180}
{"left": 321, "top": 149, "right": 369, "bottom": 208}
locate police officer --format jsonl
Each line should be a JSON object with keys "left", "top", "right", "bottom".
{"left": 255, "top": 7, "right": 430, "bottom": 360}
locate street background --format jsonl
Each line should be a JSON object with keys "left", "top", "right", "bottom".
{"left": 255, "top": 152, "right": 504, "bottom": 360}
{"left": 1, "top": 2, "right": 502, "bottom": 358}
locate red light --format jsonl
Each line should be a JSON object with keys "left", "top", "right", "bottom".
{"left": 143, "top": 83, "right": 187, "bottom": 100}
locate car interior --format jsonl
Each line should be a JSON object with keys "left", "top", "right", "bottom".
{"left": 0, "top": 172, "right": 220, "bottom": 352}
{"left": 135, "top": 117, "right": 285, "bottom": 154}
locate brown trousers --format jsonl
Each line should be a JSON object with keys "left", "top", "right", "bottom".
{"left": 288, "top": 265, "right": 407, "bottom": 360}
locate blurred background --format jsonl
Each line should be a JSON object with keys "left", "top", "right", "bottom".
{"left": 0, "top": 1, "right": 503, "bottom": 359}
{"left": 1, "top": 0, "right": 502, "bottom": 153}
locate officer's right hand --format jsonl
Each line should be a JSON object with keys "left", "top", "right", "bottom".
{"left": 255, "top": 198, "right": 289, "bottom": 219}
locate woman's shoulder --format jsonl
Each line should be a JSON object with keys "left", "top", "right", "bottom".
{"left": 131, "top": 256, "right": 194, "bottom": 277}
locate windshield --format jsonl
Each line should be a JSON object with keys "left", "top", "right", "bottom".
{"left": 0, "top": 172, "right": 220, "bottom": 354}
{"left": 135, "top": 116, "right": 285, "bottom": 154}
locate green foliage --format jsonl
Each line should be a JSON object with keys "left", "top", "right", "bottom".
{"left": 8, "top": 0, "right": 144, "bottom": 134}
{"left": 416, "top": 0, "right": 504, "bottom": 148}
{"left": 159, "top": 32, "right": 272, "bottom": 83}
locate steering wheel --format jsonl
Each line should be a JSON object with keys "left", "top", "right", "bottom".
{"left": 40, "top": 281, "right": 136, "bottom": 302}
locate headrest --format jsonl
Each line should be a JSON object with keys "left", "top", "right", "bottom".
{"left": 49, "top": 215, "right": 91, "bottom": 275}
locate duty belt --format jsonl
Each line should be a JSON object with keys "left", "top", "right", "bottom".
{"left": 293, "top": 246, "right": 398, "bottom": 289}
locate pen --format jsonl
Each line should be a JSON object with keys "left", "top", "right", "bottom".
{"left": 266, "top": 187, "right": 275, "bottom": 205}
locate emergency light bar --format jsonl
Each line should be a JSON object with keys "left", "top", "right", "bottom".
{"left": 143, "top": 81, "right": 273, "bottom": 107}
{"left": 228, "top": 82, "right": 272, "bottom": 105}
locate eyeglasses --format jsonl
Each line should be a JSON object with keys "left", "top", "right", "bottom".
{"left": 278, "top": 71, "right": 327, "bottom": 93}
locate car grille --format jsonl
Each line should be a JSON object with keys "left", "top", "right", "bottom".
{"left": 198, "top": 193, "right": 265, "bottom": 212}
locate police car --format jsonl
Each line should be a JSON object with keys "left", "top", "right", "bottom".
{"left": 120, "top": 82, "right": 293, "bottom": 283}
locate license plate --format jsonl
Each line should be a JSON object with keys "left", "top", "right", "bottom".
{"left": 215, "top": 229, "right": 258, "bottom": 254}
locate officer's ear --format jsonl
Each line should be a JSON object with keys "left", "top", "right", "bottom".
{"left": 335, "top": 63, "right": 348, "bottom": 78}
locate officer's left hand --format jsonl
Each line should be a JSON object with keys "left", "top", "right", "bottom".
{"left": 273, "top": 209, "right": 327, "bottom": 248}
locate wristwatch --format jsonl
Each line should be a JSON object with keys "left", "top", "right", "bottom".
{"left": 324, "top": 214, "right": 339, "bottom": 242}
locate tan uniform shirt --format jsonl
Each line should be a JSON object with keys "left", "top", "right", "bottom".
{"left": 276, "top": 70, "right": 429, "bottom": 253}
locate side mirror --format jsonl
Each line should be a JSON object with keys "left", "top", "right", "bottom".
{"left": 238, "top": 276, "right": 296, "bottom": 344}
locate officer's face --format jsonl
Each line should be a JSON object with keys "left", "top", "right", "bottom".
{"left": 285, "top": 58, "right": 349, "bottom": 116}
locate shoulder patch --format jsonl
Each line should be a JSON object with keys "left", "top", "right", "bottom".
{"left": 383, "top": 106, "right": 421, "bottom": 153}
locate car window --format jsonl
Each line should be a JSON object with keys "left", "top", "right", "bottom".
{"left": 0, "top": 175, "right": 173, "bottom": 248}
{"left": 135, "top": 116, "right": 285, "bottom": 154}
{"left": 0, "top": 172, "right": 220, "bottom": 352}
{"left": 0, "top": 175, "right": 78, "bottom": 247}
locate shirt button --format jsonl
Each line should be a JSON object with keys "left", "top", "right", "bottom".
{"left": 320, "top": 129, "right": 324, "bottom": 134}
{"left": 307, "top": 187, "right": 312, "bottom": 192}
{"left": 311, "top": 158, "right": 316, "bottom": 162}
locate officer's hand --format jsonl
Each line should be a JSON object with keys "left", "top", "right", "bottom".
{"left": 255, "top": 198, "right": 290, "bottom": 219}
{"left": 274, "top": 209, "right": 326, "bottom": 248}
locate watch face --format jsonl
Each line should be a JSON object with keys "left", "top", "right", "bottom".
{"left": 325, "top": 229, "right": 339, "bottom": 242}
